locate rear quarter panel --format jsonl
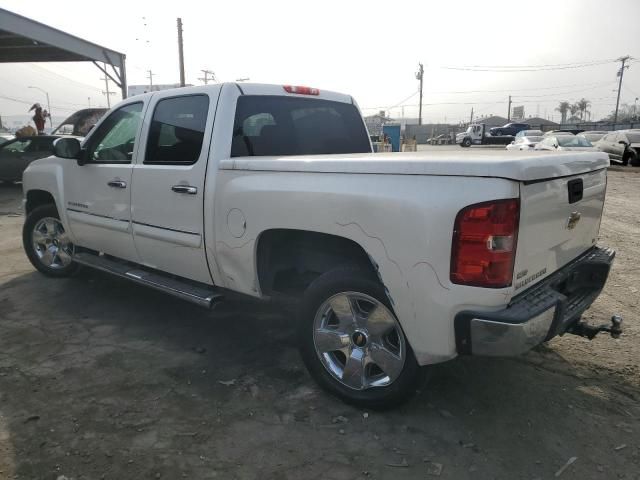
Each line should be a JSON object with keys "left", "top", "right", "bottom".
{"left": 211, "top": 169, "right": 520, "bottom": 364}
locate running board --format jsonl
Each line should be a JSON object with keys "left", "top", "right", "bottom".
{"left": 73, "top": 252, "right": 223, "bottom": 308}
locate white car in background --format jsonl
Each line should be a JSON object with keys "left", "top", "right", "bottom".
{"left": 0, "top": 132, "right": 15, "bottom": 146}
{"left": 535, "top": 134, "right": 597, "bottom": 152}
{"left": 580, "top": 131, "right": 608, "bottom": 144}
{"left": 506, "top": 135, "right": 544, "bottom": 150}
{"left": 515, "top": 129, "right": 543, "bottom": 138}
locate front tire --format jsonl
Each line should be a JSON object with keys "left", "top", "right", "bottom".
{"left": 461, "top": 138, "right": 472, "bottom": 147}
{"left": 23, "top": 204, "right": 79, "bottom": 277}
{"left": 298, "top": 267, "right": 424, "bottom": 409}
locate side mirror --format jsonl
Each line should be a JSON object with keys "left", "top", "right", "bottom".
{"left": 53, "top": 137, "right": 85, "bottom": 164}
{"left": 618, "top": 140, "right": 628, "bottom": 145}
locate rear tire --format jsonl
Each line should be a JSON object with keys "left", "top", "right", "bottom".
{"left": 23, "top": 204, "right": 80, "bottom": 277}
{"left": 298, "top": 267, "right": 425, "bottom": 409}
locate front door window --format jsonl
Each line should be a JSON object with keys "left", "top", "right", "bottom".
{"left": 85, "top": 103, "right": 143, "bottom": 163}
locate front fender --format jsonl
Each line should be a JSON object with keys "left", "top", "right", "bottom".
{"left": 23, "top": 158, "right": 76, "bottom": 243}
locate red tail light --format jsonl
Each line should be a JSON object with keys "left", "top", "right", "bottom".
{"left": 450, "top": 199, "right": 520, "bottom": 288}
{"left": 283, "top": 85, "right": 319, "bottom": 96}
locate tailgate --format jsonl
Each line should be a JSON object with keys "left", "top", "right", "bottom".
{"left": 513, "top": 168, "right": 607, "bottom": 292}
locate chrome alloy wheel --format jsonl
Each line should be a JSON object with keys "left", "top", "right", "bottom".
{"left": 312, "top": 292, "right": 406, "bottom": 390}
{"left": 31, "top": 217, "right": 74, "bottom": 269}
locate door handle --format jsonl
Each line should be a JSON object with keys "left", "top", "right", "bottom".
{"left": 107, "top": 180, "right": 127, "bottom": 188}
{"left": 171, "top": 185, "right": 198, "bottom": 195}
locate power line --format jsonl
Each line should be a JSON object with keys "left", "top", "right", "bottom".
{"left": 439, "top": 59, "right": 616, "bottom": 72}
{"left": 23, "top": 64, "right": 103, "bottom": 93}
{"left": 0, "top": 94, "right": 82, "bottom": 112}
{"left": 427, "top": 81, "right": 611, "bottom": 95}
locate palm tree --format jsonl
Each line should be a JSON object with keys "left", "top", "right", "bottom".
{"left": 576, "top": 98, "right": 591, "bottom": 121}
{"left": 568, "top": 103, "right": 581, "bottom": 122}
{"left": 556, "top": 101, "right": 570, "bottom": 124}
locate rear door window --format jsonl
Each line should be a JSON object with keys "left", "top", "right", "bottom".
{"left": 231, "top": 95, "right": 371, "bottom": 157}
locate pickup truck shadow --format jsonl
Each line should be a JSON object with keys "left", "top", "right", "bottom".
{"left": 0, "top": 268, "right": 638, "bottom": 479}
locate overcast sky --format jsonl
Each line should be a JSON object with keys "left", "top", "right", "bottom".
{"left": 1, "top": 0, "right": 639, "bottom": 124}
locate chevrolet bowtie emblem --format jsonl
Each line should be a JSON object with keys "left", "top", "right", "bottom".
{"left": 567, "top": 211, "right": 581, "bottom": 230}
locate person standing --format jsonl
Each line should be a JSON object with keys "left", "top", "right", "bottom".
{"left": 29, "top": 103, "right": 46, "bottom": 135}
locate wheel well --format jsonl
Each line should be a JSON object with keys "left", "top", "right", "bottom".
{"left": 256, "top": 229, "right": 377, "bottom": 296}
{"left": 25, "top": 190, "right": 56, "bottom": 215}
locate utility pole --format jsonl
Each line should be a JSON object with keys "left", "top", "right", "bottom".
{"left": 469, "top": 107, "right": 474, "bottom": 125}
{"left": 198, "top": 69, "right": 216, "bottom": 85}
{"left": 614, "top": 55, "right": 630, "bottom": 125}
{"left": 101, "top": 66, "right": 115, "bottom": 108}
{"left": 416, "top": 63, "right": 424, "bottom": 125}
{"left": 147, "top": 70, "right": 154, "bottom": 91}
{"left": 507, "top": 95, "right": 512, "bottom": 121}
{"left": 177, "top": 18, "right": 186, "bottom": 87}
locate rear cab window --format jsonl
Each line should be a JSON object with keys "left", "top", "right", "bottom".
{"left": 231, "top": 95, "right": 371, "bottom": 157}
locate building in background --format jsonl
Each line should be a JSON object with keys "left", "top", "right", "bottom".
{"left": 524, "top": 117, "right": 559, "bottom": 129}
{"left": 364, "top": 110, "right": 394, "bottom": 136}
{"left": 128, "top": 83, "right": 193, "bottom": 96}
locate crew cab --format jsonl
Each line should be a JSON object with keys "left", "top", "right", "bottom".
{"left": 21, "top": 83, "right": 618, "bottom": 408}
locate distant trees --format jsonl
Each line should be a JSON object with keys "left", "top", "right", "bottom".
{"left": 556, "top": 98, "right": 592, "bottom": 123}
{"left": 576, "top": 98, "right": 591, "bottom": 121}
{"left": 556, "top": 101, "right": 570, "bottom": 123}
{"left": 600, "top": 103, "right": 639, "bottom": 123}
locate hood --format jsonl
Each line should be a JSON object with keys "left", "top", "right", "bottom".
{"left": 225, "top": 150, "right": 610, "bottom": 182}
{"left": 560, "top": 146, "right": 598, "bottom": 152}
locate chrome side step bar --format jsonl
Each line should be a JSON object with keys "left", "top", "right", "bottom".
{"left": 73, "top": 252, "right": 223, "bottom": 308}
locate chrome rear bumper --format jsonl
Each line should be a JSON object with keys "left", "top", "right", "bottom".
{"left": 455, "top": 246, "right": 615, "bottom": 357}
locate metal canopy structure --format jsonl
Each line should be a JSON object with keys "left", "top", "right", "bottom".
{"left": 0, "top": 7, "right": 127, "bottom": 98}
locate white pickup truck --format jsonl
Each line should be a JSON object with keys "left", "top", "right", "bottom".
{"left": 21, "top": 83, "right": 619, "bottom": 408}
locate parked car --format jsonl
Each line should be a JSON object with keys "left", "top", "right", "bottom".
{"left": 580, "top": 131, "right": 608, "bottom": 143}
{"left": 489, "top": 122, "right": 530, "bottom": 136}
{"left": 429, "top": 133, "right": 452, "bottom": 145}
{"left": 535, "top": 134, "right": 596, "bottom": 152}
{"left": 22, "top": 83, "right": 618, "bottom": 408}
{"left": 0, "top": 132, "right": 15, "bottom": 146}
{"left": 52, "top": 108, "right": 108, "bottom": 137}
{"left": 515, "top": 129, "right": 543, "bottom": 138}
{"left": 593, "top": 130, "right": 640, "bottom": 166}
{"left": 544, "top": 130, "right": 577, "bottom": 136}
{"left": 506, "top": 135, "right": 544, "bottom": 150}
{"left": 0, "top": 135, "right": 69, "bottom": 183}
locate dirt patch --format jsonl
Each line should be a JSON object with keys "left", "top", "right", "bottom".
{"left": 0, "top": 170, "right": 639, "bottom": 479}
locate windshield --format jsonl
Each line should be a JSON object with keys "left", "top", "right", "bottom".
{"left": 524, "top": 136, "right": 543, "bottom": 142}
{"left": 582, "top": 133, "right": 605, "bottom": 142}
{"left": 626, "top": 133, "right": 640, "bottom": 143}
{"left": 558, "top": 135, "right": 592, "bottom": 147}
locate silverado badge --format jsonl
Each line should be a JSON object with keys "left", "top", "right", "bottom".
{"left": 567, "top": 211, "right": 581, "bottom": 230}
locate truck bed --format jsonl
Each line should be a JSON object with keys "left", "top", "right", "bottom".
{"left": 222, "top": 150, "right": 610, "bottom": 182}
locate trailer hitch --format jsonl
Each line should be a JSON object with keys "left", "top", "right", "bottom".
{"left": 568, "top": 315, "right": 623, "bottom": 340}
